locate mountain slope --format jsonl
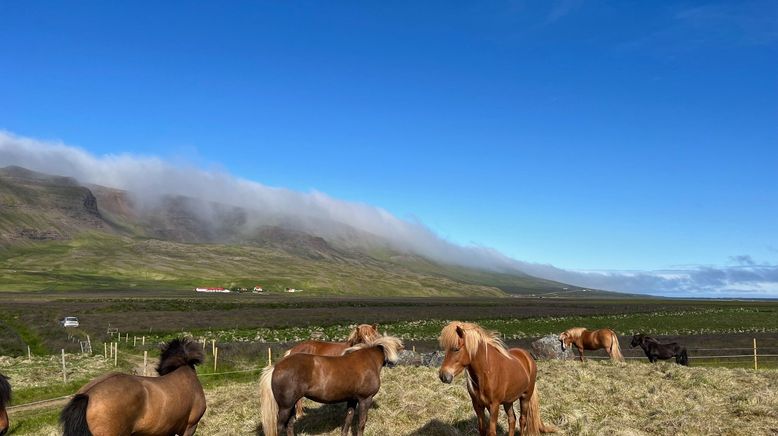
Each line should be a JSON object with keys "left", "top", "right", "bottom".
{"left": 0, "top": 166, "right": 608, "bottom": 296}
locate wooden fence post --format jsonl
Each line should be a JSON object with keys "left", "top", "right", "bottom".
{"left": 211, "top": 339, "right": 216, "bottom": 356}
{"left": 213, "top": 347, "right": 218, "bottom": 372}
{"left": 142, "top": 336, "right": 146, "bottom": 346}
{"left": 134, "top": 336, "right": 137, "bottom": 347}
{"left": 61, "top": 349, "right": 67, "bottom": 383}
{"left": 104, "top": 342, "right": 108, "bottom": 359}
{"left": 144, "top": 351, "right": 148, "bottom": 376}
{"left": 753, "top": 338, "right": 758, "bottom": 370}
{"left": 27, "top": 345, "right": 31, "bottom": 361}
{"left": 268, "top": 347, "right": 272, "bottom": 365}
{"left": 114, "top": 343, "right": 118, "bottom": 367}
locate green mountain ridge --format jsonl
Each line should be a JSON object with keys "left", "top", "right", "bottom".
{"left": 0, "top": 165, "right": 615, "bottom": 297}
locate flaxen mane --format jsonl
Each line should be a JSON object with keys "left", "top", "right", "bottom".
{"left": 156, "top": 338, "right": 204, "bottom": 375}
{"left": 346, "top": 324, "right": 381, "bottom": 346}
{"left": 439, "top": 321, "right": 513, "bottom": 360}
{"left": 0, "top": 373, "right": 10, "bottom": 408}
{"left": 561, "top": 327, "right": 587, "bottom": 339}
{"left": 343, "top": 335, "right": 403, "bottom": 364}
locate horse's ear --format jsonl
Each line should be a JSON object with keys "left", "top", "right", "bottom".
{"left": 372, "top": 324, "right": 378, "bottom": 331}
{"left": 455, "top": 325, "right": 465, "bottom": 338}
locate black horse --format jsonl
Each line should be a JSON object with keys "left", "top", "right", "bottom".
{"left": 631, "top": 334, "right": 689, "bottom": 365}
{"left": 0, "top": 372, "right": 10, "bottom": 436}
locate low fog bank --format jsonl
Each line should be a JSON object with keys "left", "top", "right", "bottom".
{"left": 2, "top": 131, "right": 777, "bottom": 298}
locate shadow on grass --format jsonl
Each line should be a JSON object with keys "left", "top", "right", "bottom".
{"left": 408, "top": 417, "right": 509, "bottom": 436}
{"left": 255, "top": 401, "right": 382, "bottom": 435}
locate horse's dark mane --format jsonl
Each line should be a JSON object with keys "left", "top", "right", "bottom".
{"left": 0, "top": 372, "right": 10, "bottom": 408}
{"left": 156, "top": 338, "right": 204, "bottom": 375}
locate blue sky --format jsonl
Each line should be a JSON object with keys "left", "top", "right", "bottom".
{"left": 1, "top": 1, "right": 777, "bottom": 295}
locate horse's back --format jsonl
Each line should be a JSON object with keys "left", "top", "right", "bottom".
{"left": 288, "top": 340, "right": 347, "bottom": 356}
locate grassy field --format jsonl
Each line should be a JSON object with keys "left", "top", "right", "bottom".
{"left": 6, "top": 361, "right": 778, "bottom": 435}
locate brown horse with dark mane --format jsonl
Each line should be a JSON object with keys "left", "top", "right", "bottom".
{"left": 559, "top": 327, "right": 624, "bottom": 362}
{"left": 439, "top": 321, "right": 556, "bottom": 436}
{"left": 284, "top": 324, "right": 381, "bottom": 418}
{"left": 0, "top": 372, "right": 10, "bottom": 436}
{"left": 261, "top": 335, "right": 403, "bottom": 436}
{"left": 60, "top": 338, "right": 206, "bottom": 436}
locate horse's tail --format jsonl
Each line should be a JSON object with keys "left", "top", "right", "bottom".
{"left": 609, "top": 331, "right": 625, "bottom": 362}
{"left": 60, "top": 394, "right": 93, "bottom": 436}
{"left": 679, "top": 348, "right": 689, "bottom": 366}
{"left": 526, "top": 384, "right": 557, "bottom": 434}
{"left": 260, "top": 365, "right": 278, "bottom": 436}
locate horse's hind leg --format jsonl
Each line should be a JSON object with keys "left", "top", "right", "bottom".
{"left": 277, "top": 406, "right": 295, "bottom": 436}
{"left": 356, "top": 397, "right": 373, "bottom": 436}
{"left": 503, "top": 403, "right": 517, "bottom": 436}
{"left": 295, "top": 398, "right": 305, "bottom": 418}
{"left": 341, "top": 399, "right": 357, "bottom": 436}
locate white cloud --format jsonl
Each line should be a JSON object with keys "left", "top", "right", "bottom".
{"left": 2, "top": 130, "right": 777, "bottom": 298}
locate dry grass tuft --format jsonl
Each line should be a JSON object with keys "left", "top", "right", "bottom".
{"left": 16, "top": 361, "right": 778, "bottom": 435}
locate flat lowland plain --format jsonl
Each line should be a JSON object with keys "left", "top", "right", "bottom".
{"left": 10, "top": 361, "right": 778, "bottom": 435}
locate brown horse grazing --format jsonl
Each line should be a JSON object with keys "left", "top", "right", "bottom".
{"left": 559, "top": 327, "right": 624, "bottom": 362}
{"left": 0, "top": 372, "right": 10, "bottom": 436}
{"left": 60, "top": 338, "right": 206, "bottom": 436}
{"left": 439, "top": 322, "right": 555, "bottom": 436}
{"left": 261, "top": 335, "right": 403, "bottom": 436}
{"left": 284, "top": 324, "right": 381, "bottom": 418}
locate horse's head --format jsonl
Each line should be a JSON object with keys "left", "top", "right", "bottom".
{"left": 438, "top": 323, "right": 470, "bottom": 384}
{"left": 559, "top": 331, "right": 572, "bottom": 351}
{"left": 630, "top": 334, "right": 644, "bottom": 348}
{"left": 0, "top": 373, "right": 10, "bottom": 436}
{"left": 347, "top": 324, "right": 381, "bottom": 346}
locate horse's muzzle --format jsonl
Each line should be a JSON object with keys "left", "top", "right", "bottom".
{"left": 439, "top": 371, "right": 453, "bottom": 384}
{"left": 0, "top": 427, "right": 7, "bottom": 436}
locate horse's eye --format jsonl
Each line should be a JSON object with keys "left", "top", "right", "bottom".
{"left": 453, "top": 347, "right": 460, "bottom": 352}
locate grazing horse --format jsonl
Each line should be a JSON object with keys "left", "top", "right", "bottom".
{"left": 439, "top": 321, "right": 556, "bottom": 436}
{"left": 60, "top": 338, "right": 206, "bottom": 436}
{"left": 284, "top": 324, "right": 380, "bottom": 418}
{"left": 559, "top": 327, "right": 624, "bottom": 362}
{"left": 631, "top": 334, "right": 689, "bottom": 365}
{"left": 261, "top": 335, "right": 403, "bottom": 436}
{"left": 0, "top": 372, "right": 10, "bottom": 436}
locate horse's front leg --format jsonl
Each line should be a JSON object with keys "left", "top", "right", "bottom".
{"left": 487, "top": 403, "right": 500, "bottom": 436}
{"left": 471, "top": 397, "right": 487, "bottom": 436}
{"left": 356, "top": 397, "right": 373, "bottom": 436}
{"left": 341, "top": 399, "right": 357, "bottom": 436}
{"left": 577, "top": 347, "right": 585, "bottom": 362}
{"left": 503, "top": 403, "right": 517, "bottom": 436}
{"left": 182, "top": 423, "right": 199, "bottom": 436}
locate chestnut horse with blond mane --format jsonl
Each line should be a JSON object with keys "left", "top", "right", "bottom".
{"left": 60, "top": 338, "right": 206, "bottom": 436}
{"left": 284, "top": 324, "right": 380, "bottom": 417}
{"left": 261, "top": 335, "right": 403, "bottom": 436}
{"left": 559, "top": 327, "right": 624, "bottom": 362}
{"left": 439, "top": 322, "right": 555, "bottom": 436}
{"left": 0, "top": 372, "right": 10, "bottom": 436}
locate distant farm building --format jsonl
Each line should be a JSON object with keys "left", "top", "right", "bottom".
{"left": 195, "top": 287, "right": 230, "bottom": 293}
{"left": 253, "top": 285, "right": 264, "bottom": 293}
{"left": 285, "top": 287, "right": 303, "bottom": 293}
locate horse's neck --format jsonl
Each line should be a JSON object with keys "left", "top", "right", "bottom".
{"left": 361, "top": 347, "right": 386, "bottom": 372}
{"left": 466, "top": 343, "right": 501, "bottom": 389}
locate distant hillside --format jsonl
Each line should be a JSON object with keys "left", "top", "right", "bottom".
{"left": 0, "top": 166, "right": 615, "bottom": 296}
